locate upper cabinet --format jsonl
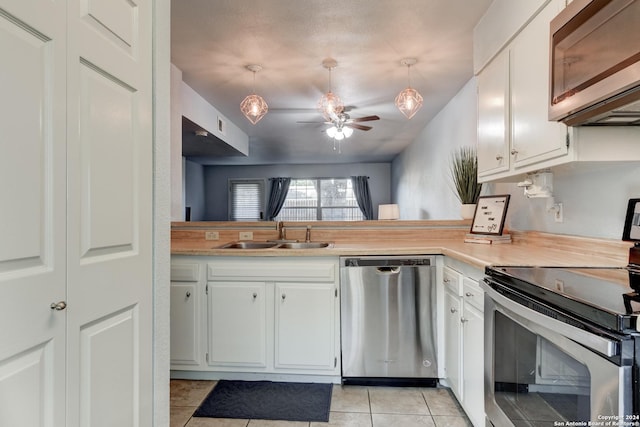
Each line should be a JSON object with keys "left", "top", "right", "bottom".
{"left": 475, "top": 0, "right": 640, "bottom": 183}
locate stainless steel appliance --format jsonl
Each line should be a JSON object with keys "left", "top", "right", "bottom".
{"left": 340, "top": 256, "right": 438, "bottom": 385}
{"left": 549, "top": 0, "right": 640, "bottom": 125}
{"left": 482, "top": 266, "right": 640, "bottom": 425}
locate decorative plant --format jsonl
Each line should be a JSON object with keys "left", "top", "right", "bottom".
{"left": 450, "top": 146, "right": 482, "bottom": 204}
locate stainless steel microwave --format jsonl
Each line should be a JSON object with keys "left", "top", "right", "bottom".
{"left": 549, "top": 0, "right": 640, "bottom": 126}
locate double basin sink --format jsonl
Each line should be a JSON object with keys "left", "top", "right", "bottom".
{"left": 219, "top": 241, "right": 332, "bottom": 250}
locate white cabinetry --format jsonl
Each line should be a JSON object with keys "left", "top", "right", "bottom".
{"left": 170, "top": 262, "right": 203, "bottom": 369}
{"left": 443, "top": 268, "right": 463, "bottom": 399}
{"left": 461, "top": 277, "right": 485, "bottom": 427}
{"left": 170, "top": 255, "right": 340, "bottom": 381}
{"left": 476, "top": 0, "right": 640, "bottom": 183}
{"left": 477, "top": 0, "right": 567, "bottom": 181}
{"left": 441, "top": 261, "right": 485, "bottom": 427}
{"left": 208, "top": 282, "right": 267, "bottom": 367}
{"left": 275, "top": 283, "right": 337, "bottom": 370}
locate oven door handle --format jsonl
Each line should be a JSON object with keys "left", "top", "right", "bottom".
{"left": 482, "top": 283, "right": 619, "bottom": 357}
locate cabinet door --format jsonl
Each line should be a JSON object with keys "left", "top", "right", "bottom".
{"left": 170, "top": 282, "right": 199, "bottom": 366}
{"left": 510, "top": 0, "right": 567, "bottom": 168}
{"left": 444, "top": 288, "right": 462, "bottom": 400}
{"left": 462, "top": 301, "right": 485, "bottom": 427}
{"left": 275, "top": 283, "right": 337, "bottom": 370}
{"left": 477, "top": 48, "right": 511, "bottom": 177}
{"left": 208, "top": 282, "right": 267, "bottom": 367}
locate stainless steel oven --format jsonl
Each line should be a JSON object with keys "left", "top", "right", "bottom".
{"left": 482, "top": 266, "right": 640, "bottom": 426}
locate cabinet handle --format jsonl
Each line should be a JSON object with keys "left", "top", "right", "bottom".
{"left": 465, "top": 292, "right": 474, "bottom": 297}
{"left": 450, "top": 307, "right": 457, "bottom": 313}
{"left": 50, "top": 301, "right": 67, "bottom": 311}
{"left": 443, "top": 278, "right": 450, "bottom": 283}
{"left": 252, "top": 292, "right": 257, "bottom": 299}
{"left": 510, "top": 149, "right": 518, "bottom": 155}
{"left": 281, "top": 294, "right": 286, "bottom": 301}
{"left": 186, "top": 291, "right": 191, "bottom": 298}
{"left": 495, "top": 155, "right": 503, "bottom": 161}
{"left": 461, "top": 317, "right": 468, "bottom": 323}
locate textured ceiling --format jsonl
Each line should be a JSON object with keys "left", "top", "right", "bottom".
{"left": 171, "top": 0, "right": 492, "bottom": 165}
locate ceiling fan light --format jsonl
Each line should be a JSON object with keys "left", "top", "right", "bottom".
{"left": 395, "top": 87, "right": 423, "bottom": 119}
{"left": 240, "top": 93, "right": 268, "bottom": 124}
{"left": 334, "top": 130, "right": 345, "bottom": 141}
{"left": 343, "top": 126, "right": 354, "bottom": 138}
{"left": 326, "top": 126, "right": 338, "bottom": 138}
{"left": 318, "top": 91, "right": 344, "bottom": 121}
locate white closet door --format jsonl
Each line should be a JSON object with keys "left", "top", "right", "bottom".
{"left": 0, "top": 1, "right": 67, "bottom": 426}
{"left": 65, "top": 0, "right": 153, "bottom": 426}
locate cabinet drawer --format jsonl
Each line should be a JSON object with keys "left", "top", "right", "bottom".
{"left": 462, "top": 277, "right": 483, "bottom": 311}
{"left": 208, "top": 259, "right": 336, "bottom": 282}
{"left": 171, "top": 263, "right": 200, "bottom": 282}
{"left": 443, "top": 266, "right": 462, "bottom": 296}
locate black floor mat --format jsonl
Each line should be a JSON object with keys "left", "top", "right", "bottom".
{"left": 193, "top": 380, "right": 332, "bottom": 422}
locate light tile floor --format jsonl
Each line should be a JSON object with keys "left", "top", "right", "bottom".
{"left": 170, "top": 380, "right": 472, "bottom": 427}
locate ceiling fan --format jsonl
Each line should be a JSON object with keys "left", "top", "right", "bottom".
{"left": 299, "top": 112, "right": 380, "bottom": 140}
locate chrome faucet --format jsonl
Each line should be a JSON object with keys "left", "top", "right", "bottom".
{"left": 277, "top": 221, "right": 286, "bottom": 240}
{"left": 305, "top": 225, "right": 311, "bottom": 242}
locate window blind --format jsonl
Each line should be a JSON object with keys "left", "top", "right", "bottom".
{"left": 229, "top": 180, "right": 264, "bottom": 221}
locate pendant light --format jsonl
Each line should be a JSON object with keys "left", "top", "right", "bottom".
{"left": 395, "top": 58, "right": 423, "bottom": 119}
{"left": 240, "top": 64, "right": 268, "bottom": 125}
{"left": 318, "top": 58, "right": 344, "bottom": 121}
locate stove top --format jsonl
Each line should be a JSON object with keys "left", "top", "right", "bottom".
{"left": 485, "top": 266, "right": 640, "bottom": 333}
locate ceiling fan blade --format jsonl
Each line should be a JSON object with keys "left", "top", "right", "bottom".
{"left": 347, "top": 123, "right": 373, "bottom": 131}
{"left": 350, "top": 115, "right": 380, "bottom": 122}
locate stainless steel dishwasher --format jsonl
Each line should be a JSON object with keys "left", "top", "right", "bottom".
{"left": 340, "top": 256, "right": 438, "bottom": 386}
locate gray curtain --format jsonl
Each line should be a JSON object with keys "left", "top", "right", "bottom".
{"left": 351, "top": 176, "right": 374, "bottom": 220}
{"left": 266, "top": 177, "right": 291, "bottom": 220}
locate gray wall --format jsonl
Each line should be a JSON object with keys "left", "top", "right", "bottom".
{"left": 184, "top": 159, "right": 206, "bottom": 221}
{"left": 392, "top": 79, "right": 479, "bottom": 220}
{"left": 391, "top": 77, "right": 640, "bottom": 240}
{"left": 202, "top": 163, "right": 391, "bottom": 221}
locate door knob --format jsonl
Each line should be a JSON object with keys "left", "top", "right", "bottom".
{"left": 50, "top": 301, "right": 67, "bottom": 311}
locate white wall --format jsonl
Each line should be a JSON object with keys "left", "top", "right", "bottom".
{"left": 392, "top": 78, "right": 640, "bottom": 240}
{"left": 392, "top": 79, "right": 480, "bottom": 220}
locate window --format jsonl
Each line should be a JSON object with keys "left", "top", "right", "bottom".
{"left": 229, "top": 179, "right": 265, "bottom": 221}
{"left": 275, "top": 178, "right": 364, "bottom": 221}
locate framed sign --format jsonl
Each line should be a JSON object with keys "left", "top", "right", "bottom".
{"left": 622, "top": 198, "right": 640, "bottom": 242}
{"left": 470, "top": 195, "right": 511, "bottom": 235}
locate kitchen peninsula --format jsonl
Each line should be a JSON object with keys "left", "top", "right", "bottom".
{"left": 172, "top": 220, "right": 629, "bottom": 268}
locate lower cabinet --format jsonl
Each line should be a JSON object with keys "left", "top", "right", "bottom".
{"left": 170, "top": 255, "right": 340, "bottom": 379}
{"left": 275, "top": 283, "right": 337, "bottom": 370}
{"left": 170, "top": 262, "right": 203, "bottom": 367}
{"left": 442, "top": 261, "right": 485, "bottom": 427}
{"left": 208, "top": 282, "right": 267, "bottom": 367}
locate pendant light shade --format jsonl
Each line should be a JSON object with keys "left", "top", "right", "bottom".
{"left": 395, "top": 58, "right": 423, "bottom": 119}
{"left": 318, "top": 58, "right": 344, "bottom": 121}
{"left": 240, "top": 65, "right": 268, "bottom": 125}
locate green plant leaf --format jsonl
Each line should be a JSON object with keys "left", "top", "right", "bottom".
{"left": 450, "top": 146, "right": 482, "bottom": 204}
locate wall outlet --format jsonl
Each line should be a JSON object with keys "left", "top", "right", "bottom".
{"left": 554, "top": 203, "right": 563, "bottom": 223}
{"left": 239, "top": 231, "right": 253, "bottom": 240}
{"left": 205, "top": 231, "right": 219, "bottom": 240}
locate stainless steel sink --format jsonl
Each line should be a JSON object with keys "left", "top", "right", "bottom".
{"left": 219, "top": 241, "right": 279, "bottom": 249}
{"left": 276, "top": 242, "right": 332, "bottom": 249}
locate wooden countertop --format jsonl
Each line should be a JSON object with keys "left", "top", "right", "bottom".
{"left": 172, "top": 238, "right": 629, "bottom": 270}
